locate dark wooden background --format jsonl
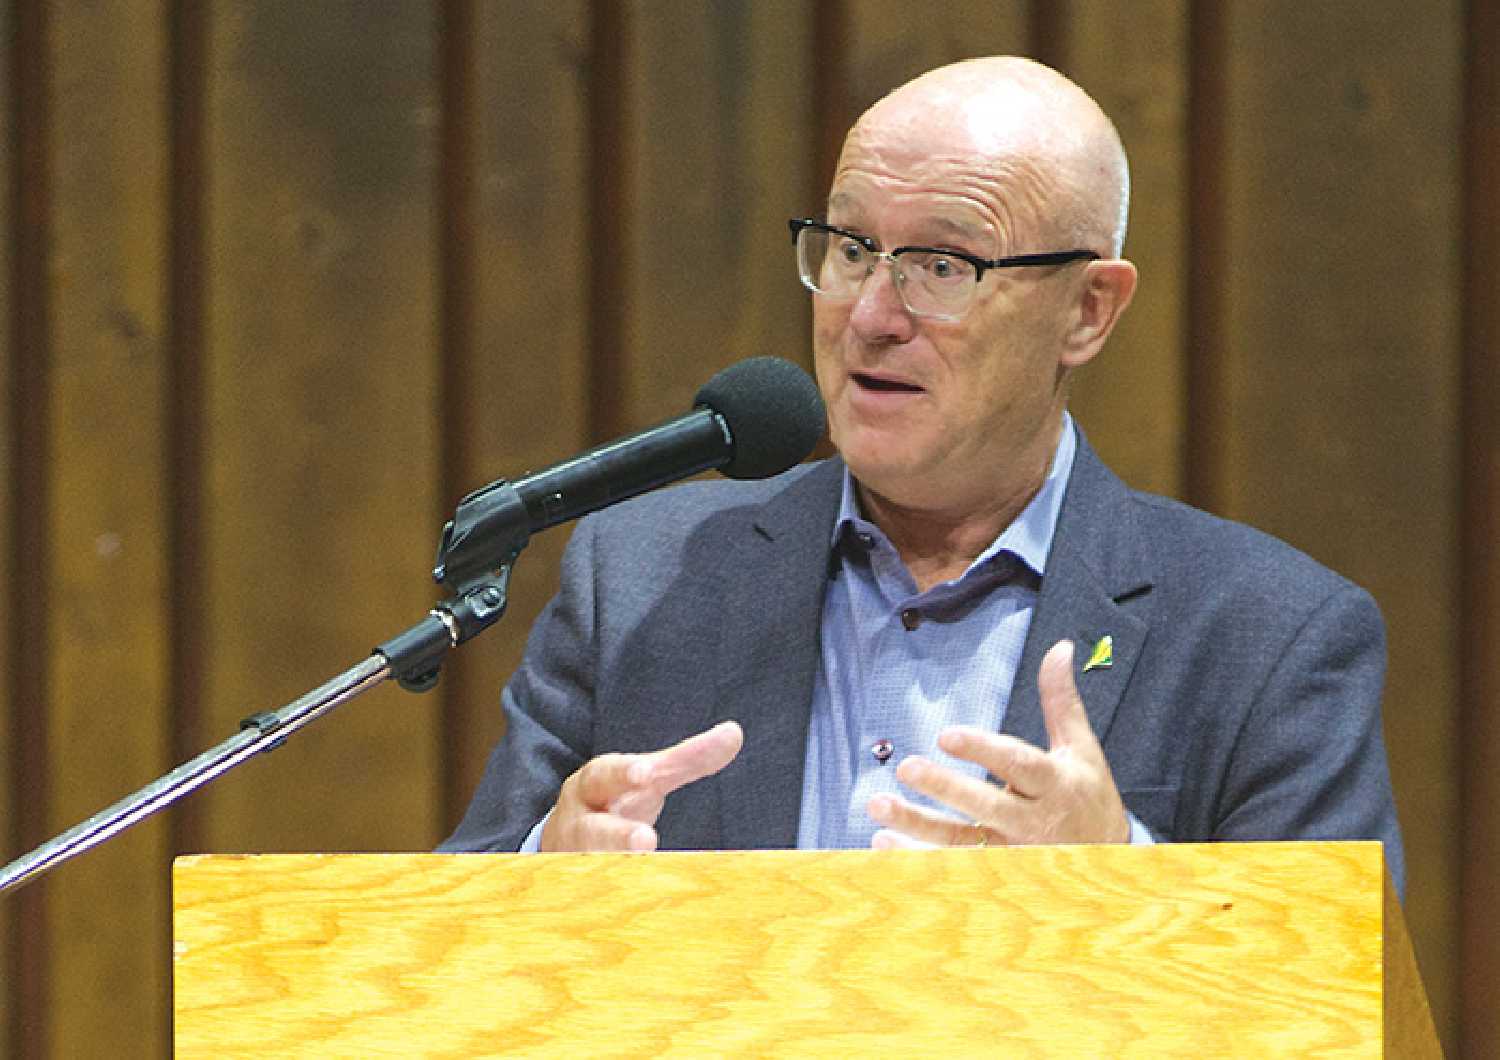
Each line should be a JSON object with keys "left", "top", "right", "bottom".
{"left": 2, "top": 2, "right": 1495, "bottom": 1056}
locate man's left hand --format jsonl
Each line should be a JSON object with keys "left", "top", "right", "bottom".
{"left": 867, "top": 639, "right": 1130, "bottom": 847}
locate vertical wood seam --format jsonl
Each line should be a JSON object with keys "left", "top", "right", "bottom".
{"left": 807, "top": 0, "right": 845, "bottom": 464}
{"left": 0, "top": 1, "right": 13, "bottom": 1048}
{"left": 586, "top": 1, "right": 628, "bottom": 445}
{"left": 9, "top": 2, "right": 50, "bottom": 1055}
{"left": 1183, "top": 1, "right": 1226, "bottom": 513}
{"left": 438, "top": 0, "right": 476, "bottom": 836}
{"left": 1459, "top": 0, "right": 1500, "bottom": 1053}
{"left": 166, "top": 17, "right": 208, "bottom": 1051}
{"left": 166, "top": 0, "right": 206, "bottom": 866}
{"left": 811, "top": 0, "right": 847, "bottom": 205}
{"left": 1029, "top": 0, "right": 1069, "bottom": 73}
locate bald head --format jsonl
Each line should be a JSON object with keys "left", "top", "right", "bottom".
{"left": 840, "top": 57, "right": 1130, "bottom": 255}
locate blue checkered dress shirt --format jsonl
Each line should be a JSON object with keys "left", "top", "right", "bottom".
{"left": 796, "top": 416, "right": 1077, "bottom": 849}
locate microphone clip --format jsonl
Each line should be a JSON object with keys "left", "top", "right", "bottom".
{"left": 432, "top": 477, "right": 534, "bottom": 593}
{"left": 380, "top": 480, "right": 532, "bottom": 693}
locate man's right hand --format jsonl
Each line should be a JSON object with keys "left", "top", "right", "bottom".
{"left": 539, "top": 721, "right": 744, "bottom": 852}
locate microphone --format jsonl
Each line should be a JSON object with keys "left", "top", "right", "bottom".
{"left": 433, "top": 356, "right": 825, "bottom": 590}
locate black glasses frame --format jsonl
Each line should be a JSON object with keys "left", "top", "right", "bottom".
{"left": 788, "top": 218, "right": 1100, "bottom": 283}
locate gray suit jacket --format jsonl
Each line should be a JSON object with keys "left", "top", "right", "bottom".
{"left": 442, "top": 436, "right": 1405, "bottom": 892}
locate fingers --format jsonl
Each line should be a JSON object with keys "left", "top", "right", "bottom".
{"left": 884, "top": 757, "right": 1040, "bottom": 844}
{"left": 576, "top": 721, "right": 744, "bottom": 814}
{"left": 542, "top": 809, "right": 659, "bottom": 853}
{"left": 574, "top": 753, "right": 656, "bottom": 814}
{"left": 868, "top": 792, "right": 980, "bottom": 848}
{"left": 892, "top": 756, "right": 1009, "bottom": 828}
{"left": 871, "top": 828, "right": 939, "bottom": 850}
{"left": 927, "top": 640, "right": 1098, "bottom": 797}
{"left": 936, "top": 727, "right": 1054, "bottom": 798}
{"left": 873, "top": 639, "right": 1129, "bottom": 846}
{"left": 1037, "top": 640, "right": 1093, "bottom": 752}
{"left": 621, "top": 720, "right": 745, "bottom": 805}
{"left": 544, "top": 721, "right": 745, "bottom": 852}
{"left": 881, "top": 749, "right": 1122, "bottom": 846}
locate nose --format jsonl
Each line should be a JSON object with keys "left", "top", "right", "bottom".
{"left": 847, "top": 255, "right": 917, "bottom": 344}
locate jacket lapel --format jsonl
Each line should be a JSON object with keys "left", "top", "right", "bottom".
{"left": 712, "top": 460, "right": 844, "bottom": 849}
{"left": 1004, "top": 436, "right": 1153, "bottom": 752}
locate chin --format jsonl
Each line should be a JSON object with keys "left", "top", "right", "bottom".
{"left": 835, "top": 409, "right": 925, "bottom": 460}
{"left": 836, "top": 445, "right": 927, "bottom": 497}
{"left": 838, "top": 434, "right": 969, "bottom": 510}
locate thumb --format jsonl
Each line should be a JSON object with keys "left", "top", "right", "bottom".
{"left": 1038, "top": 640, "right": 1097, "bottom": 752}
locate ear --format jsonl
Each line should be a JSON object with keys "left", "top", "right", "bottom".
{"left": 1060, "top": 259, "right": 1138, "bottom": 369}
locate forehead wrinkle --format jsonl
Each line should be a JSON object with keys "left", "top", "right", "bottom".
{"left": 828, "top": 142, "right": 1053, "bottom": 253}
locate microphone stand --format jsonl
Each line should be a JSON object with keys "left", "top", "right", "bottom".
{"left": 0, "top": 474, "right": 535, "bottom": 896}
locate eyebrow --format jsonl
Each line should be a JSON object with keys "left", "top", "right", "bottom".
{"left": 824, "top": 192, "right": 862, "bottom": 222}
{"left": 923, "top": 215, "right": 992, "bottom": 244}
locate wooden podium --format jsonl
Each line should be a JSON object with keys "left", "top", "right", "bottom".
{"left": 173, "top": 842, "right": 1437, "bottom": 1057}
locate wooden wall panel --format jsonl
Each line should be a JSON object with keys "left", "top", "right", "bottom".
{"left": 43, "top": 7, "right": 172, "bottom": 1054}
{"left": 1061, "top": 1, "right": 1189, "bottom": 499}
{"left": 1218, "top": 2, "right": 1462, "bottom": 1045}
{"left": 6, "top": 3, "right": 49, "bottom": 1055}
{"left": 440, "top": 1, "right": 592, "bottom": 833}
{"left": 839, "top": 1, "right": 1029, "bottom": 123}
{"left": 198, "top": 4, "right": 441, "bottom": 853}
{"left": 618, "top": 0, "right": 816, "bottom": 431}
{"left": 1461, "top": 1, "right": 1500, "bottom": 1053}
{"left": 0, "top": 0, "right": 14, "bottom": 1043}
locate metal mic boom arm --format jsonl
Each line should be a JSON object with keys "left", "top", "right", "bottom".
{"left": 0, "top": 484, "right": 531, "bottom": 896}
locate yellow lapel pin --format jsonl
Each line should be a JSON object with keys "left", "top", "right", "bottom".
{"left": 1083, "top": 635, "right": 1114, "bottom": 672}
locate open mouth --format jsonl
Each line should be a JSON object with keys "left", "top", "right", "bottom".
{"left": 852, "top": 372, "right": 923, "bottom": 394}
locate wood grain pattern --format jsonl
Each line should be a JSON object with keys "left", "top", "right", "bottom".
{"left": 839, "top": 1, "right": 1029, "bottom": 122}
{"left": 0, "top": 0, "right": 14, "bottom": 1041}
{"left": 438, "top": 1, "right": 591, "bottom": 838}
{"left": 1218, "top": 4, "right": 1462, "bottom": 1042}
{"left": 165, "top": 0, "right": 208, "bottom": 862}
{"left": 1183, "top": 0, "right": 1228, "bottom": 516}
{"left": 6, "top": 2, "right": 52, "bottom": 1055}
{"left": 1460, "top": 4, "right": 1500, "bottom": 1057}
{"left": 1060, "top": 0, "right": 1189, "bottom": 499}
{"left": 197, "top": 3, "right": 441, "bottom": 853}
{"left": 173, "top": 844, "right": 1419, "bottom": 1057}
{"left": 619, "top": 1, "right": 816, "bottom": 432}
{"left": 43, "top": 5, "right": 173, "bottom": 1053}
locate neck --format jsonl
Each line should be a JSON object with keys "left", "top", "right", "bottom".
{"left": 856, "top": 419, "right": 1064, "bottom": 593}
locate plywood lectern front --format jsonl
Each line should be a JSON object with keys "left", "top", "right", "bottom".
{"left": 173, "top": 842, "right": 1436, "bottom": 1057}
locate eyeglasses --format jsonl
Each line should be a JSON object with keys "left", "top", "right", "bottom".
{"left": 788, "top": 218, "right": 1099, "bottom": 321}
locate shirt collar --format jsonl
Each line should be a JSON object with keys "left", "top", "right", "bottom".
{"left": 831, "top": 411, "right": 1078, "bottom": 580}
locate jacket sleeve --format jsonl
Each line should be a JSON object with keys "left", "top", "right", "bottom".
{"left": 1211, "top": 583, "right": 1405, "bottom": 894}
{"left": 437, "top": 518, "right": 600, "bottom": 852}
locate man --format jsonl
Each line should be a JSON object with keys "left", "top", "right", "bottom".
{"left": 441, "top": 57, "right": 1403, "bottom": 888}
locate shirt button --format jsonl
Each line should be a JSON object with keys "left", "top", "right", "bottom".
{"left": 871, "top": 739, "right": 895, "bottom": 763}
{"left": 857, "top": 532, "right": 875, "bottom": 549}
{"left": 900, "top": 607, "right": 921, "bottom": 631}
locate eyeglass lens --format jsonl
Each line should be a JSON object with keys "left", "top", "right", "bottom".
{"left": 796, "top": 226, "right": 974, "bottom": 318}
